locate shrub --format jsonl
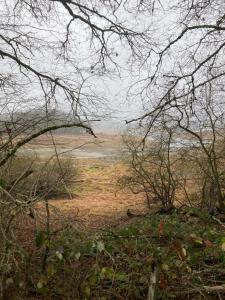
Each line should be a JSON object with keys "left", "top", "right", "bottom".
{"left": 118, "top": 134, "right": 177, "bottom": 211}
{"left": 0, "top": 155, "right": 79, "bottom": 200}
{"left": 0, "top": 154, "right": 79, "bottom": 298}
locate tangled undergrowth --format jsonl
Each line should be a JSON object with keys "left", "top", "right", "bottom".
{"left": 5, "top": 208, "right": 225, "bottom": 300}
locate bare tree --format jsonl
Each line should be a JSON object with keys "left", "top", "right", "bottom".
{"left": 0, "top": 0, "right": 149, "bottom": 167}
{"left": 120, "top": 118, "right": 177, "bottom": 211}
{"left": 131, "top": 0, "right": 225, "bottom": 109}
{"left": 125, "top": 0, "right": 225, "bottom": 212}
{"left": 127, "top": 0, "right": 225, "bottom": 128}
{"left": 174, "top": 84, "right": 225, "bottom": 212}
{"left": 0, "top": 2, "right": 151, "bottom": 297}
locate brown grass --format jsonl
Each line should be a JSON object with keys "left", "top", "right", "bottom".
{"left": 47, "top": 158, "right": 147, "bottom": 229}
{"left": 16, "top": 134, "right": 148, "bottom": 240}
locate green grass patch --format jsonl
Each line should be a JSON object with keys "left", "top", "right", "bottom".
{"left": 87, "top": 165, "right": 105, "bottom": 173}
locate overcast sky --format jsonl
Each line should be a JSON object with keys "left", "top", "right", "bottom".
{"left": 1, "top": 0, "right": 218, "bottom": 134}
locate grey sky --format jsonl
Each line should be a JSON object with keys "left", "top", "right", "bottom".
{"left": 1, "top": 0, "right": 222, "bottom": 134}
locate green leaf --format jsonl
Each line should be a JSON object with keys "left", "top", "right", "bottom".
{"left": 47, "top": 264, "right": 56, "bottom": 277}
{"left": 0, "top": 178, "right": 5, "bottom": 188}
{"left": 56, "top": 251, "right": 63, "bottom": 260}
{"left": 162, "top": 263, "right": 169, "bottom": 271}
{"left": 88, "top": 272, "right": 99, "bottom": 286}
{"left": 35, "top": 230, "right": 46, "bottom": 248}
{"left": 114, "top": 272, "right": 127, "bottom": 281}
{"left": 37, "top": 277, "right": 48, "bottom": 294}
{"left": 75, "top": 252, "right": 81, "bottom": 260}
{"left": 83, "top": 286, "right": 91, "bottom": 297}
{"left": 190, "top": 233, "right": 203, "bottom": 245}
{"left": 37, "top": 281, "right": 43, "bottom": 290}
{"left": 101, "top": 267, "right": 114, "bottom": 279}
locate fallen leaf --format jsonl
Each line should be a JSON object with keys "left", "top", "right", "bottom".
{"left": 190, "top": 233, "right": 203, "bottom": 246}
{"left": 204, "top": 240, "right": 213, "bottom": 248}
{"left": 181, "top": 247, "right": 187, "bottom": 258}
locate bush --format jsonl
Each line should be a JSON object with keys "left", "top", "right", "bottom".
{"left": 0, "top": 154, "right": 79, "bottom": 298}
{"left": 0, "top": 155, "right": 79, "bottom": 200}
{"left": 118, "top": 134, "right": 177, "bottom": 211}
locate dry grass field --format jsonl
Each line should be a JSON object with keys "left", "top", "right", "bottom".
{"left": 48, "top": 160, "right": 147, "bottom": 230}
{"left": 21, "top": 134, "right": 148, "bottom": 231}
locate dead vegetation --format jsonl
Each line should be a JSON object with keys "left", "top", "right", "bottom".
{"left": 0, "top": 133, "right": 225, "bottom": 300}
{"left": 0, "top": 0, "right": 225, "bottom": 298}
